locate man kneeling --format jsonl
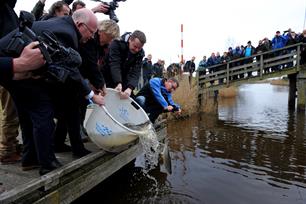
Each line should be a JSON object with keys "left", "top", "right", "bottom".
{"left": 135, "top": 77, "right": 181, "bottom": 123}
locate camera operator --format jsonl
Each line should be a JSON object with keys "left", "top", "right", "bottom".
{"left": 40, "top": 0, "right": 71, "bottom": 20}
{"left": 72, "top": 0, "right": 86, "bottom": 12}
{"left": 0, "top": 8, "right": 104, "bottom": 175}
{"left": 0, "top": 0, "right": 44, "bottom": 166}
{"left": 102, "top": 30, "right": 146, "bottom": 99}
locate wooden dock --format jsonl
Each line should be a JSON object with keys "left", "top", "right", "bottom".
{"left": 0, "top": 125, "right": 166, "bottom": 204}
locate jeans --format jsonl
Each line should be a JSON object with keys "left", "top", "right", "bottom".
{"left": 135, "top": 96, "right": 163, "bottom": 123}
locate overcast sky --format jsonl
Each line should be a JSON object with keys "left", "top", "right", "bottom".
{"left": 15, "top": 0, "right": 306, "bottom": 66}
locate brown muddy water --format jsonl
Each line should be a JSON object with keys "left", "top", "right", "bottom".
{"left": 74, "top": 83, "right": 306, "bottom": 204}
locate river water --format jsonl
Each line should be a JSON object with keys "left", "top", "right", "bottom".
{"left": 74, "top": 83, "right": 306, "bottom": 204}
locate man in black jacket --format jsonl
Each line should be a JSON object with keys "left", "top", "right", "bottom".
{"left": 0, "top": 0, "right": 44, "bottom": 165}
{"left": 142, "top": 54, "right": 153, "bottom": 86}
{"left": 0, "top": 8, "right": 103, "bottom": 175}
{"left": 54, "top": 19, "right": 120, "bottom": 152}
{"left": 103, "top": 30, "right": 146, "bottom": 99}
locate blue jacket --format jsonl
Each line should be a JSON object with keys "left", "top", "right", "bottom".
{"left": 136, "top": 77, "right": 180, "bottom": 110}
{"left": 272, "top": 35, "right": 287, "bottom": 49}
{"left": 149, "top": 78, "right": 179, "bottom": 109}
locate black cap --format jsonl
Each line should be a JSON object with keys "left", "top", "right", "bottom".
{"left": 247, "top": 40, "right": 251, "bottom": 44}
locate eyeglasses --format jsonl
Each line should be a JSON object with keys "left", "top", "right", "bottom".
{"left": 170, "top": 83, "right": 177, "bottom": 91}
{"left": 82, "top": 23, "right": 96, "bottom": 36}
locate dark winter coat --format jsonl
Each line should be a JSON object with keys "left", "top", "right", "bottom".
{"left": 102, "top": 32, "right": 145, "bottom": 90}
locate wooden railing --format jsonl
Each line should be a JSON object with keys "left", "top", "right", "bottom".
{"left": 197, "top": 43, "right": 305, "bottom": 93}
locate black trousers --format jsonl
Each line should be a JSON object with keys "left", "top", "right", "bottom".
{"left": 135, "top": 96, "right": 163, "bottom": 123}
{"left": 51, "top": 82, "right": 86, "bottom": 154}
{"left": 8, "top": 79, "right": 56, "bottom": 168}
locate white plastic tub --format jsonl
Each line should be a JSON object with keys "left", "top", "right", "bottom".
{"left": 85, "top": 88, "right": 150, "bottom": 152}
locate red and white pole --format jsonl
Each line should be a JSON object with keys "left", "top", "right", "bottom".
{"left": 180, "top": 24, "right": 184, "bottom": 63}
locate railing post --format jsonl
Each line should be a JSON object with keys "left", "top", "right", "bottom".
{"left": 226, "top": 63, "right": 230, "bottom": 87}
{"left": 260, "top": 54, "right": 263, "bottom": 79}
{"left": 297, "top": 44, "right": 301, "bottom": 68}
{"left": 288, "top": 73, "right": 297, "bottom": 110}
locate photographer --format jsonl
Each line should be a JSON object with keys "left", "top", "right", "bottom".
{"left": 40, "top": 0, "right": 71, "bottom": 20}
{"left": 103, "top": 30, "right": 146, "bottom": 99}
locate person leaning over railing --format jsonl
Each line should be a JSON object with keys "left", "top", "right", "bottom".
{"left": 255, "top": 38, "right": 272, "bottom": 73}
{"left": 284, "top": 30, "right": 299, "bottom": 68}
{"left": 198, "top": 55, "right": 207, "bottom": 76}
{"left": 298, "top": 29, "right": 306, "bottom": 64}
{"left": 206, "top": 52, "right": 219, "bottom": 84}
{"left": 243, "top": 41, "right": 256, "bottom": 77}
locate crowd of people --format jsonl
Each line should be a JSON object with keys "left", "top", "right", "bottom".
{"left": 197, "top": 28, "right": 306, "bottom": 82}
{"left": 0, "top": 0, "right": 181, "bottom": 176}
{"left": 139, "top": 55, "right": 195, "bottom": 86}
{"left": 138, "top": 28, "right": 306, "bottom": 87}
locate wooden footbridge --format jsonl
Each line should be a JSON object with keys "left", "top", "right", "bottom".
{"left": 197, "top": 43, "right": 306, "bottom": 110}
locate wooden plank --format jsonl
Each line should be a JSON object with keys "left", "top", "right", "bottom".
{"left": 30, "top": 143, "right": 142, "bottom": 204}
{"left": 260, "top": 55, "right": 263, "bottom": 79}
{"left": 263, "top": 52, "right": 296, "bottom": 63}
{"left": 0, "top": 150, "right": 107, "bottom": 204}
{"left": 0, "top": 127, "right": 166, "bottom": 204}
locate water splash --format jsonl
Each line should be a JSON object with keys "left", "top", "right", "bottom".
{"left": 125, "top": 121, "right": 163, "bottom": 199}
{"left": 125, "top": 122, "right": 161, "bottom": 172}
{"left": 138, "top": 124, "right": 160, "bottom": 173}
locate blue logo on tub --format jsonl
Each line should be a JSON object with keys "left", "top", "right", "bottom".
{"left": 119, "top": 107, "right": 129, "bottom": 121}
{"left": 96, "top": 122, "right": 112, "bottom": 136}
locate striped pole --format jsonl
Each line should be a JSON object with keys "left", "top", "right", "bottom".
{"left": 181, "top": 24, "right": 184, "bottom": 63}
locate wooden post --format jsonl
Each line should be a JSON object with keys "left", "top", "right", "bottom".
{"left": 296, "top": 44, "right": 300, "bottom": 68}
{"left": 297, "top": 66, "right": 306, "bottom": 111}
{"left": 260, "top": 54, "right": 263, "bottom": 78}
{"left": 288, "top": 73, "right": 297, "bottom": 110}
{"left": 226, "top": 63, "right": 229, "bottom": 87}
{"left": 198, "top": 90, "right": 218, "bottom": 115}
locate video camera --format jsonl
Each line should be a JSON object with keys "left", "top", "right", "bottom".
{"left": 5, "top": 11, "right": 82, "bottom": 83}
{"left": 92, "top": 0, "right": 126, "bottom": 22}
